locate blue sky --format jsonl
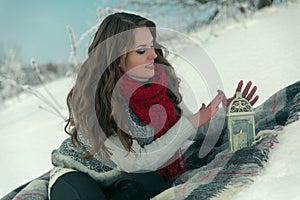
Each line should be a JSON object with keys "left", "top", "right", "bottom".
{"left": 0, "top": 0, "right": 115, "bottom": 64}
{"left": 0, "top": 0, "right": 213, "bottom": 65}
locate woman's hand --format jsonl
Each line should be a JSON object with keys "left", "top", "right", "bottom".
{"left": 218, "top": 80, "right": 259, "bottom": 107}
{"left": 188, "top": 93, "right": 223, "bottom": 128}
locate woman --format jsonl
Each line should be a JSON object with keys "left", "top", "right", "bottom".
{"left": 49, "top": 12, "right": 258, "bottom": 200}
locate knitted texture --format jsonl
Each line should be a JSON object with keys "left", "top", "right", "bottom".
{"left": 119, "top": 64, "right": 184, "bottom": 180}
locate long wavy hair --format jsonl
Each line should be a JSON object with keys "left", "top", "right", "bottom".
{"left": 65, "top": 12, "right": 182, "bottom": 159}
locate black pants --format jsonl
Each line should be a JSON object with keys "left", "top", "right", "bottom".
{"left": 50, "top": 171, "right": 169, "bottom": 200}
{"left": 50, "top": 172, "right": 107, "bottom": 200}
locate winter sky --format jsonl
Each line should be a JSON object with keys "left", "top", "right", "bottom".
{"left": 0, "top": 0, "right": 118, "bottom": 64}
{"left": 0, "top": 0, "right": 287, "bottom": 65}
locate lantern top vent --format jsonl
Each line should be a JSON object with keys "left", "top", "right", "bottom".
{"left": 228, "top": 92, "right": 253, "bottom": 114}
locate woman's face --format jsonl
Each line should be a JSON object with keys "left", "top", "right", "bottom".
{"left": 120, "top": 27, "right": 157, "bottom": 79}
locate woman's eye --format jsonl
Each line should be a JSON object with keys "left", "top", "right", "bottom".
{"left": 135, "top": 45, "right": 154, "bottom": 55}
{"left": 136, "top": 49, "right": 146, "bottom": 54}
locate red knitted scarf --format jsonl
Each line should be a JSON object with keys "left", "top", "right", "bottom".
{"left": 119, "top": 64, "right": 185, "bottom": 180}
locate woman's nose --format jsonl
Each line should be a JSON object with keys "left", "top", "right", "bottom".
{"left": 148, "top": 48, "right": 157, "bottom": 60}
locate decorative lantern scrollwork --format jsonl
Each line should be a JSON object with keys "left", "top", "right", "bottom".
{"left": 227, "top": 91, "right": 256, "bottom": 152}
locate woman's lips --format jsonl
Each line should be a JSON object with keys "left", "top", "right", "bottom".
{"left": 145, "top": 63, "right": 154, "bottom": 70}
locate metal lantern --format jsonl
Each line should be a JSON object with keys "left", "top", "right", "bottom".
{"left": 227, "top": 91, "right": 256, "bottom": 152}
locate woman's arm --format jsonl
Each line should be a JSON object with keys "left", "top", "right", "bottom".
{"left": 105, "top": 93, "right": 223, "bottom": 173}
{"left": 105, "top": 115, "right": 197, "bottom": 173}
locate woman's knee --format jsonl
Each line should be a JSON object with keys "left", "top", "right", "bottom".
{"left": 50, "top": 172, "right": 107, "bottom": 200}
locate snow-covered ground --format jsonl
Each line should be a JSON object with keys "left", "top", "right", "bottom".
{"left": 1, "top": 3, "right": 300, "bottom": 199}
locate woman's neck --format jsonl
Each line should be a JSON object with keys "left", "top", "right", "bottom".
{"left": 128, "top": 75, "right": 150, "bottom": 83}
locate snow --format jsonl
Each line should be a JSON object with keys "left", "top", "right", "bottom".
{"left": 0, "top": 78, "right": 72, "bottom": 196}
{"left": 233, "top": 122, "right": 300, "bottom": 200}
{"left": 1, "top": 3, "right": 300, "bottom": 199}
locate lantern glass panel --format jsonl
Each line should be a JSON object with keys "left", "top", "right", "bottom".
{"left": 230, "top": 118, "right": 255, "bottom": 151}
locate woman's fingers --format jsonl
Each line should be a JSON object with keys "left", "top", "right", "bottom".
{"left": 211, "top": 93, "right": 222, "bottom": 106}
{"left": 242, "top": 81, "right": 252, "bottom": 97}
{"left": 200, "top": 93, "right": 222, "bottom": 115}
{"left": 190, "top": 94, "right": 223, "bottom": 128}
{"left": 236, "top": 80, "right": 259, "bottom": 106}
{"left": 200, "top": 103, "right": 206, "bottom": 110}
{"left": 209, "top": 94, "right": 223, "bottom": 115}
{"left": 242, "top": 81, "right": 259, "bottom": 106}
{"left": 236, "top": 80, "right": 255, "bottom": 98}
{"left": 235, "top": 80, "right": 244, "bottom": 93}
{"left": 245, "top": 85, "right": 257, "bottom": 100}
{"left": 217, "top": 90, "right": 226, "bottom": 99}
{"left": 249, "top": 95, "right": 259, "bottom": 106}
{"left": 218, "top": 89, "right": 232, "bottom": 106}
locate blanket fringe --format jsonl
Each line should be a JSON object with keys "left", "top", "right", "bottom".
{"left": 155, "top": 129, "right": 280, "bottom": 200}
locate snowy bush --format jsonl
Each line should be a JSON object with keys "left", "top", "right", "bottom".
{"left": 0, "top": 50, "right": 74, "bottom": 105}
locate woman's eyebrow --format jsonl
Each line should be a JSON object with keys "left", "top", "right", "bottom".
{"left": 135, "top": 40, "right": 154, "bottom": 48}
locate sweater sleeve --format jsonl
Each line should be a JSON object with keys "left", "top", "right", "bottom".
{"left": 104, "top": 115, "right": 197, "bottom": 173}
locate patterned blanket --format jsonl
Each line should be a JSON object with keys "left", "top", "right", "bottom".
{"left": 1, "top": 81, "right": 299, "bottom": 200}
{"left": 152, "top": 129, "right": 280, "bottom": 200}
